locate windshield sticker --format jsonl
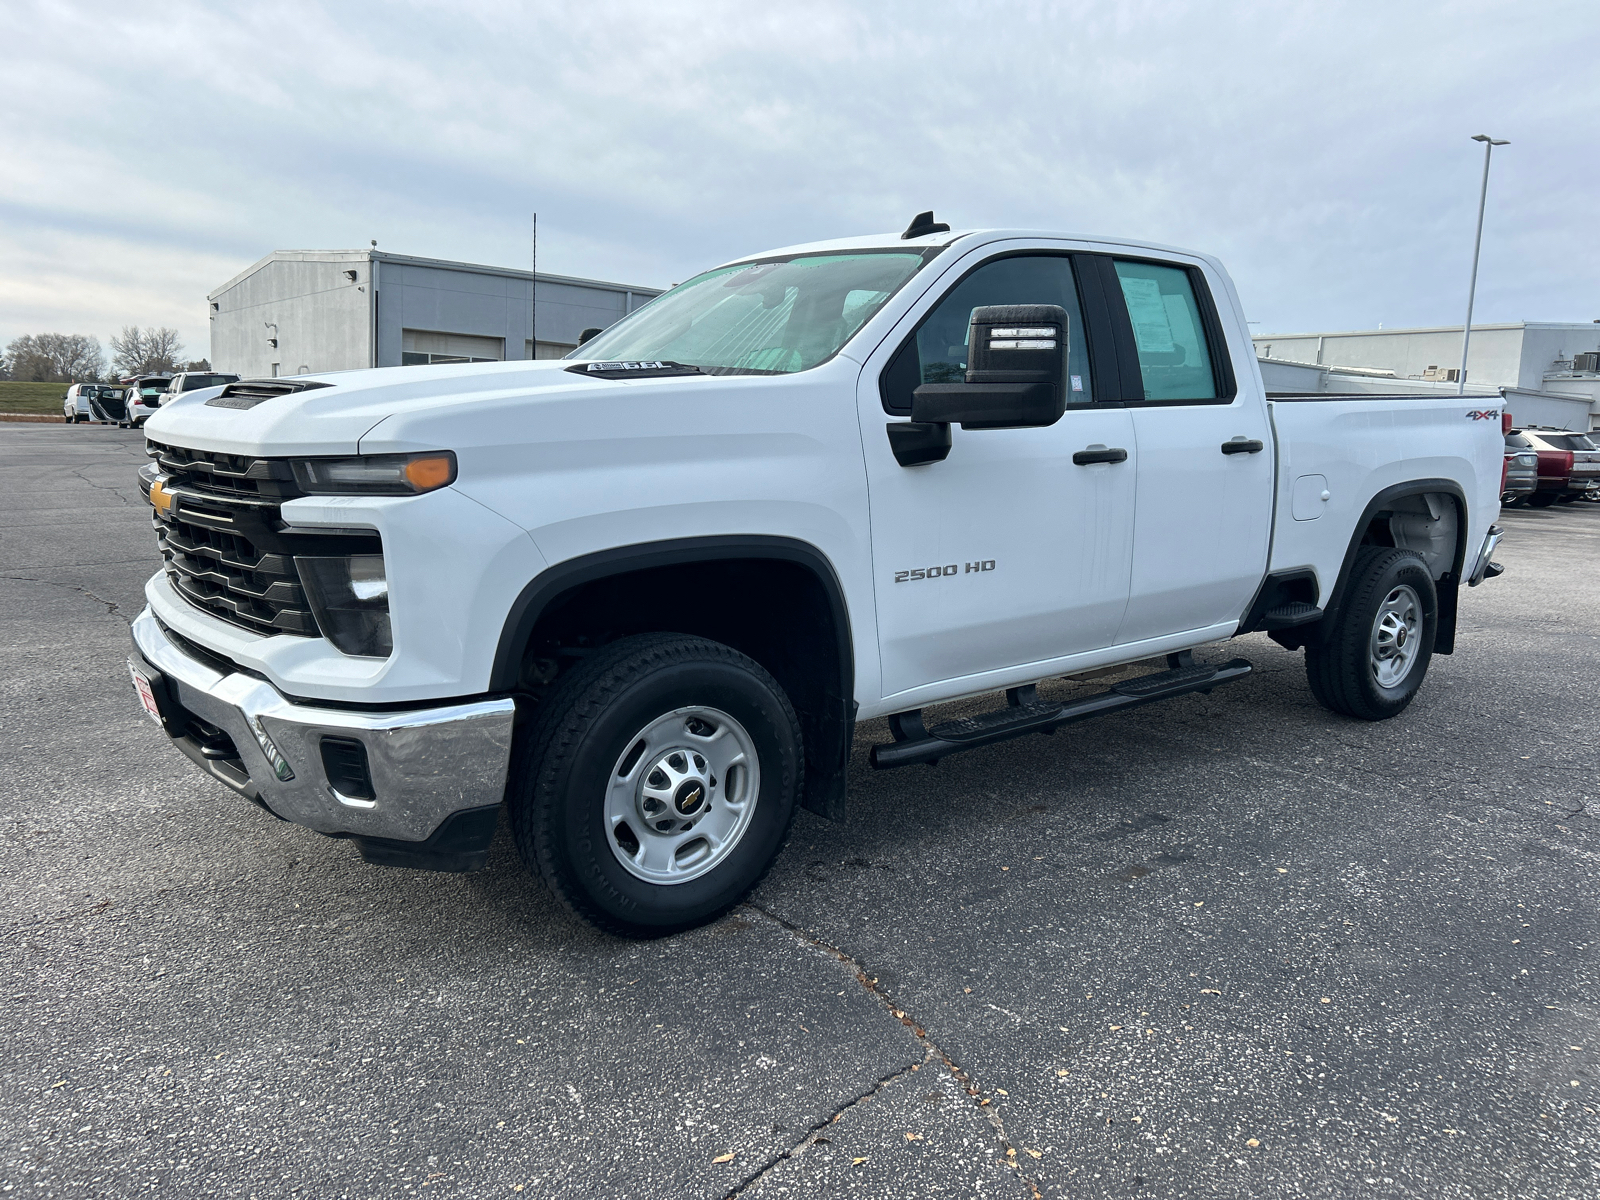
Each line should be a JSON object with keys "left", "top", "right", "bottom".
{"left": 1120, "top": 277, "right": 1176, "bottom": 353}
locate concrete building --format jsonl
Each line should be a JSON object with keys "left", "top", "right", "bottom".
{"left": 208, "top": 250, "right": 663, "bottom": 379}
{"left": 1252, "top": 321, "right": 1600, "bottom": 431}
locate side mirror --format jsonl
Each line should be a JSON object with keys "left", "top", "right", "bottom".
{"left": 913, "top": 305, "right": 1068, "bottom": 430}
{"left": 886, "top": 305, "right": 1069, "bottom": 466}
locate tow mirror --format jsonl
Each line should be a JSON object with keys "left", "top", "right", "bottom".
{"left": 888, "top": 305, "right": 1069, "bottom": 466}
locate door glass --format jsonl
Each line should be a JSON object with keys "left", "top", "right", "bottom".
{"left": 1112, "top": 260, "right": 1218, "bottom": 401}
{"left": 898, "top": 255, "right": 1092, "bottom": 405}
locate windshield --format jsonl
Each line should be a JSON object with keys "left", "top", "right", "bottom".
{"left": 570, "top": 250, "right": 934, "bottom": 375}
{"left": 181, "top": 374, "right": 235, "bottom": 391}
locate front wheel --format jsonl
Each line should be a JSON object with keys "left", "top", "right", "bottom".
{"left": 509, "top": 633, "right": 803, "bottom": 937}
{"left": 1306, "top": 546, "right": 1437, "bottom": 721}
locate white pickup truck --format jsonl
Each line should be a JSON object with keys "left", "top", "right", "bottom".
{"left": 129, "top": 214, "right": 1506, "bottom": 936}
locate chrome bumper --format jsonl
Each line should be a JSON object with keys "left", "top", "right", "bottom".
{"left": 129, "top": 606, "right": 516, "bottom": 844}
{"left": 1468, "top": 524, "right": 1504, "bottom": 587}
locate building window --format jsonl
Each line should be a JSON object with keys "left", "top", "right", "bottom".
{"left": 400, "top": 329, "right": 505, "bottom": 367}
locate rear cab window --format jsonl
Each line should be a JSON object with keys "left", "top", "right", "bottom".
{"left": 1111, "top": 260, "right": 1219, "bottom": 402}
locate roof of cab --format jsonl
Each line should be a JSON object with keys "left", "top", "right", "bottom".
{"left": 714, "top": 227, "right": 1219, "bottom": 271}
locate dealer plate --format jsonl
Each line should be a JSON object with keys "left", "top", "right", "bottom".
{"left": 129, "top": 664, "right": 162, "bottom": 724}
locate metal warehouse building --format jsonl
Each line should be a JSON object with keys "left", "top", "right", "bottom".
{"left": 1252, "top": 321, "right": 1600, "bottom": 430}
{"left": 208, "top": 249, "right": 663, "bottom": 379}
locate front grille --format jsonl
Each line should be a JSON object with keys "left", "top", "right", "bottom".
{"left": 147, "top": 439, "right": 381, "bottom": 638}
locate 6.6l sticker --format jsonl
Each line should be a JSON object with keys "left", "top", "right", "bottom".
{"left": 896, "top": 560, "right": 996, "bottom": 583}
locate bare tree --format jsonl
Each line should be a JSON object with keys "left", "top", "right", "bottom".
{"left": 110, "top": 326, "right": 185, "bottom": 376}
{"left": 2, "top": 333, "right": 106, "bottom": 382}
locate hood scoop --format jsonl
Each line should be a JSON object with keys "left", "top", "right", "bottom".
{"left": 207, "top": 379, "right": 334, "bottom": 410}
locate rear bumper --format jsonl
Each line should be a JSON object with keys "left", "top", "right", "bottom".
{"left": 129, "top": 605, "right": 516, "bottom": 869}
{"left": 1467, "top": 524, "right": 1504, "bottom": 587}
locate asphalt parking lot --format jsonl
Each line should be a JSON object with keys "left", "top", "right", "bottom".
{"left": 2, "top": 421, "right": 1596, "bottom": 1199}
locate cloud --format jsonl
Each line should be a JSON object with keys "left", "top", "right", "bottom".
{"left": 3, "top": 0, "right": 1597, "bottom": 356}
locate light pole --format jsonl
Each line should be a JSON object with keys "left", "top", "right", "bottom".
{"left": 1457, "top": 133, "right": 1509, "bottom": 395}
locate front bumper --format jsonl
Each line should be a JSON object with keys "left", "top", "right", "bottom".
{"left": 129, "top": 606, "right": 517, "bottom": 868}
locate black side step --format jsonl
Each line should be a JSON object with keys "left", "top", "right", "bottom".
{"left": 869, "top": 658, "right": 1253, "bottom": 770}
{"left": 1262, "top": 601, "right": 1322, "bottom": 629}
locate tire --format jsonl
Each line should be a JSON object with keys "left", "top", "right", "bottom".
{"left": 1556, "top": 494, "right": 1578, "bottom": 505}
{"left": 1525, "top": 493, "right": 1558, "bottom": 508}
{"left": 509, "top": 632, "right": 803, "bottom": 938}
{"left": 1306, "top": 546, "right": 1437, "bottom": 721}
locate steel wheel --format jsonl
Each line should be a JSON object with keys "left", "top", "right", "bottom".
{"left": 604, "top": 705, "right": 759, "bottom": 885}
{"left": 1369, "top": 584, "right": 1423, "bottom": 689}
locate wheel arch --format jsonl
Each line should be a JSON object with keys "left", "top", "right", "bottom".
{"left": 491, "top": 535, "right": 857, "bottom": 820}
{"left": 1311, "top": 478, "right": 1469, "bottom": 655}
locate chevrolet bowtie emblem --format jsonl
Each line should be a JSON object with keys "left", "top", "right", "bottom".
{"left": 148, "top": 479, "right": 176, "bottom": 516}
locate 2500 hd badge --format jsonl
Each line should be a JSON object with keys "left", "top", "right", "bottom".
{"left": 896, "top": 560, "right": 997, "bottom": 582}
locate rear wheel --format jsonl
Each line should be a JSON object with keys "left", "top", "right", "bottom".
{"left": 1306, "top": 546, "right": 1437, "bottom": 721}
{"left": 509, "top": 633, "right": 803, "bottom": 937}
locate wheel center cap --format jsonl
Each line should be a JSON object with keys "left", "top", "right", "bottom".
{"left": 1395, "top": 626, "right": 1408, "bottom": 648}
{"left": 674, "top": 779, "right": 707, "bottom": 815}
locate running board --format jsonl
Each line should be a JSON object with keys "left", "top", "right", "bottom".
{"left": 869, "top": 657, "right": 1254, "bottom": 770}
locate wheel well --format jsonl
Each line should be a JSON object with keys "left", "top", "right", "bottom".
{"left": 500, "top": 548, "right": 856, "bottom": 819}
{"left": 1283, "top": 483, "right": 1468, "bottom": 656}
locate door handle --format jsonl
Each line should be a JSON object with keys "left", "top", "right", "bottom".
{"left": 1072, "top": 445, "right": 1128, "bottom": 466}
{"left": 1221, "top": 438, "right": 1265, "bottom": 455}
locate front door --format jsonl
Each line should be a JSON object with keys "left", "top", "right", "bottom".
{"left": 859, "top": 248, "right": 1138, "bottom": 705}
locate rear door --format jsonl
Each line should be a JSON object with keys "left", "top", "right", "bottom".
{"left": 1095, "top": 254, "right": 1274, "bottom": 644}
{"left": 857, "top": 244, "right": 1137, "bottom": 704}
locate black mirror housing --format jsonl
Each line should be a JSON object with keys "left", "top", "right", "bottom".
{"left": 909, "top": 304, "right": 1068, "bottom": 430}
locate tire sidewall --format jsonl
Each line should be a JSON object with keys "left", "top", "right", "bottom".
{"left": 1347, "top": 551, "right": 1436, "bottom": 717}
{"left": 540, "top": 655, "right": 799, "bottom": 933}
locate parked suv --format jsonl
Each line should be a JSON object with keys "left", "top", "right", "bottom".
{"left": 1501, "top": 436, "right": 1538, "bottom": 505}
{"left": 123, "top": 376, "right": 174, "bottom": 427}
{"left": 1513, "top": 429, "right": 1600, "bottom": 506}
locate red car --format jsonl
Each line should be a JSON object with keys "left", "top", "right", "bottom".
{"left": 1508, "top": 428, "right": 1600, "bottom": 507}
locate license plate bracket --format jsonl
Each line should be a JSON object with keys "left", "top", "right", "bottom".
{"left": 128, "top": 657, "right": 179, "bottom": 736}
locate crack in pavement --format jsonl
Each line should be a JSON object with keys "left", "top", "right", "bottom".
{"left": 736, "top": 902, "right": 1041, "bottom": 1199}
{"left": 1, "top": 574, "right": 129, "bottom": 624}
{"left": 68, "top": 467, "right": 135, "bottom": 507}
{"left": 721, "top": 1049, "right": 936, "bottom": 1198}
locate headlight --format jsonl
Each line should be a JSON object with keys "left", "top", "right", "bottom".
{"left": 296, "top": 555, "right": 392, "bottom": 657}
{"left": 291, "top": 452, "right": 456, "bottom": 495}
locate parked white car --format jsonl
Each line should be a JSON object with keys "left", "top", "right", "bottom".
{"left": 130, "top": 216, "right": 1506, "bottom": 936}
{"left": 123, "top": 375, "right": 174, "bottom": 426}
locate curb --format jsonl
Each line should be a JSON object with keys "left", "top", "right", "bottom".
{"left": 0, "top": 413, "right": 66, "bottom": 423}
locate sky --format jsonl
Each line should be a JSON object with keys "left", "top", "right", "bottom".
{"left": 4, "top": 0, "right": 1598, "bottom": 364}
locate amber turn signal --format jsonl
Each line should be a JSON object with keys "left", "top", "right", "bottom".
{"left": 403, "top": 454, "right": 455, "bottom": 492}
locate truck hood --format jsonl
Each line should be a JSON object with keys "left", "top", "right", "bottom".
{"left": 142, "top": 360, "right": 616, "bottom": 456}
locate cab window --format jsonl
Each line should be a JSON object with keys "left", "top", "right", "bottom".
{"left": 881, "top": 254, "right": 1092, "bottom": 412}
{"left": 1111, "top": 260, "right": 1218, "bottom": 402}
